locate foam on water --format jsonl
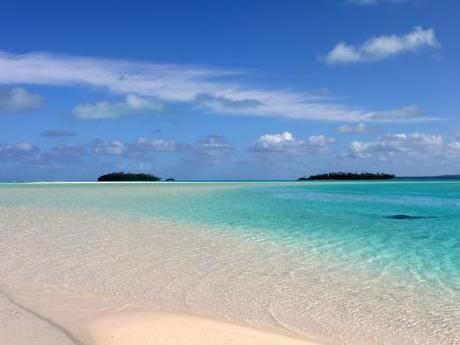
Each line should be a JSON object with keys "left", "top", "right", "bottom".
{"left": 0, "top": 181, "right": 459, "bottom": 344}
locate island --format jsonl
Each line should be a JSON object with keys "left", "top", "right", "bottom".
{"left": 97, "top": 172, "right": 161, "bottom": 182}
{"left": 298, "top": 172, "right": 396, "bottom": 181}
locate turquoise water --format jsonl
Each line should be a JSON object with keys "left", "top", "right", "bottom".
{"left": 1, "top": 181, "right": 459, "bottom": 291}
{"left": 1, "top": 181, "right": 459, "bottom": 344}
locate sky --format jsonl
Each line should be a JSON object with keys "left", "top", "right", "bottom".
{"left": 0, "top": 0, "right": 459, "bottom": 181}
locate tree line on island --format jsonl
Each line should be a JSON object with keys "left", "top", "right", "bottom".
{"left": 97, "top": 171, "right": 396, "bottom": 182}
{"left": 97, "top": 172, "right": 175, "bottom": 182}
{"left": 298, "top": 172, "right": 395, "bottom": 181}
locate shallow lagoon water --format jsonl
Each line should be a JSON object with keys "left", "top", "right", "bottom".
{"left": 0, "top": 181, "right": 459, "bottom": 344}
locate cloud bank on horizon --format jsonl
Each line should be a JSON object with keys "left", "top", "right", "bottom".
{"left": 2, "top": 130, "right": 460, "bottom": 179}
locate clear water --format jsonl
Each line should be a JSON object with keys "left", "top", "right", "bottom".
{"left": 0, "top": 181, "right": 459, "bottom": 344}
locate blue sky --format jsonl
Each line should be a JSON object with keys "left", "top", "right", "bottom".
{"left": 0, "top": 0, "right": 459, "bottom": 180}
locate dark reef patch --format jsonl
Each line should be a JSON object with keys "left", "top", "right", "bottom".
{"left": 385, "top": 214, "right": 437, "bottom": 220}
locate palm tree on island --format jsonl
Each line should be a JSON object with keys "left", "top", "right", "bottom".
{"left": 97, "top": 172, "right": 167, "bottom": 182}
{"left": 298, "top": 172, "right": 396, "bottom": 181}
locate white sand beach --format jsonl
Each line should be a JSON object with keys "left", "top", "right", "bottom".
{"left": 0, "top": 205, "right": 330, "bottom": 345}
{"left": 86, "top": 312, "right": 322, "bottom": 345}
{"left": 0, "top": 291, "right": 322, "bottom": 345}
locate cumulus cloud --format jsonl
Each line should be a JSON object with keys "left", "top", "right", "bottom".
{"left": 250, "top": 131, "right": 335, "bottom": 154}
{"left": 3, "top": 131, "right": 460, "bottom": 177}
{"left": 348, "top": 133, "right": 443, "bottom": 158}
{"left": 0, "top": 87, "right": 43, "bottom": 113}
{"left": 324, "top": 27, "right": 438, "bottom": 65}
{"left": 51, "top": 143, "right": 85, "bottom": 156}
{"left": 448, "top": 141, "right": 460, "bottom": 152}
{"left": 338, "top": 122, "right": 369, "bottom": 133}
{"left": 0, "top": 141, "right": 87, "bottom": 167}
{"left": 0, "top": 142, "right": 40, "bottom": 161}
{"left": 93, "top": 140, "right": 126, "bottom": 155}
{"left": 41, "top": 129, "right": 76, "bottom": 138}
{"left": 0, "top": 50, "right": 434, "bottom": 122}
{"left": 135, "top": 137, "right": 180, "bottom": 152}
{"left": 92, "top": 137, "right": 182, "bottom": 157}
{"left": 186, "top": 135, "right": 234, "bottom": 164}
{"left": 47, "top": 144, "right": 86, "bottom": 163}
{"left": 455, "top": 131, "right": 460, "bottom": 141}
{"left": 447, "top": 131, "right": 460, "bottom": 153}
{"left": 73, "top": 94, "right": 163, "bottom": 119}
{"left": 0, "top": 136, "right": 183, "bottom": 171}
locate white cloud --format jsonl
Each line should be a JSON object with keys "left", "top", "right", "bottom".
{"left": 92, "top": 137, "right": 182, "bottom": 157}
{"left": 73, "top": 94, "right": 163, "bottom": 119}
{"left": 448, "top": 141, "right": 460, "bottom": 152}
{"left": 50, "top": 144, "right": 85, "bottom": 158}
{"left": 0, "top": 142, "right": 85, "bottom": 166}
{"left": 0, "top": 87, "right": 43, "bottom": 113}
{"left": 338, "top": 122, "right": 369, "bottom": 133}
{"left": 255, "top": 132, "right": 296, "bottom": 147}
{"left": 448, "top": 131, "right": 460, "bottom": 153}
{"left": 359, "top": 105, "right": 434, "bottom": 121}
{"left": 0, "top": 50, "right": 434, "bottom": 122}
{"left": 0, "top": 142, "right": 40, "bottom": 160}
{"left": 135, "top": 138, "right": 179, "bottom": 152}
{"left": 324, "top": 27, "right": 438, "bottom": 64}
{"left": 195, "top": 93, "right": 262, "bottom": 112}
{"left": 93, "top": 140, "right": 126, "bottom": 155}
{"left": 348, "top": 133, "right": 443, "bottom": 158}
{"left": 307, "top": 135, "right": 335, "bottom": 146}
{"left": 187, "top": 135, "right": 234, "bottom": 164}
{"left": 250, "top": 131, "right": 335, "bottom": 154}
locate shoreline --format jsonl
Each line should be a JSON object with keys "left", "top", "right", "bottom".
{"left": 0, "top": 273, "right": 326, "bottom": 345}
{"left": 0, "top": 205, "right": 333, "bottom": 345}
{"left": 1, "top": 284, "right": 323, "bottom": 345}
